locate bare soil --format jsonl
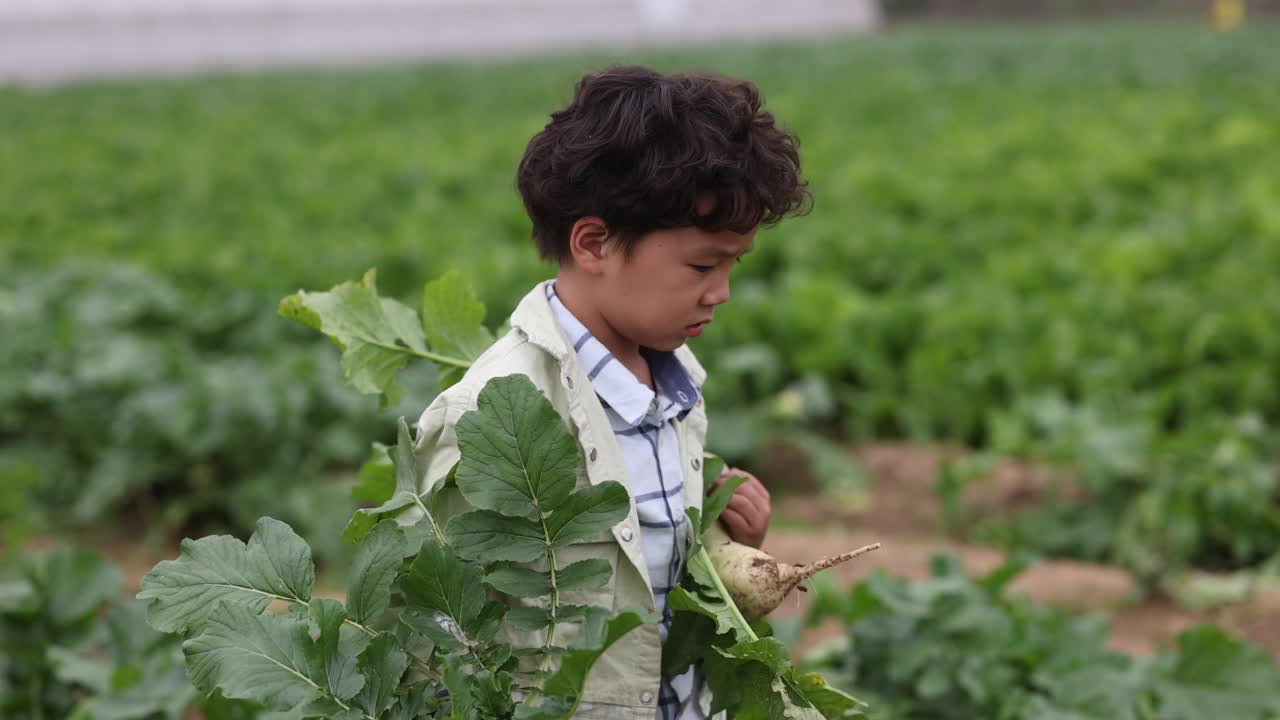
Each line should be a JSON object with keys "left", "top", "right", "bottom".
{"left": 29, "top": 442, "right": 1279, "bottom": 663}
{"left": 765, "top": 443, "right": 1280, "bottom": 660}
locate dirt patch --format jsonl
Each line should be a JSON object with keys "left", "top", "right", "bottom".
{"left": 762, "top": 442, "right": 1280, "bottom": 660}
{"left": 23, "top": 441, "right": 1280, "bottom": 665}
{"left": 762, "top": 526, "right": 1280, "bottom": 660}
{"left": 772, "top": 442, "right": 1085, "bottom": 537}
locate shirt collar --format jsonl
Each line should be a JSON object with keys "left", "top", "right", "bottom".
{"left": 545, "top": 282, "right": 700, "bottom": 427}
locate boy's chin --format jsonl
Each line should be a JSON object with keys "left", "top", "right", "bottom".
{"left": 647, "top": 337, "right": 687, "bottom": 353}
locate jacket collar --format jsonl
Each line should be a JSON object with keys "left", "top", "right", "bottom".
{"left": 510, "top": 279, "right": 709, "bottom": 388}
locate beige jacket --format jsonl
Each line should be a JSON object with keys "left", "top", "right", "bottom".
{"left": 402, "top": 279, "right": 715, "bottom": 718}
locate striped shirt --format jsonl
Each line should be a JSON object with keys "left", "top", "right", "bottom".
{"left": 546, "top": 282, "right": 705, "bottom": 720}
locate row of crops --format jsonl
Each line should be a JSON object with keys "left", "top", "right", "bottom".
{"left": 2, "top": 21, "right": 1279, "bottom": 718}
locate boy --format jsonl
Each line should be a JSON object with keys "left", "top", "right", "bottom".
{"left": 407, "top": 65, "right": 809, "bottom": 719}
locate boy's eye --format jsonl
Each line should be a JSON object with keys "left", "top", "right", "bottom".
{"left": 690, "top": 258, "right": 742, "bottom": 273}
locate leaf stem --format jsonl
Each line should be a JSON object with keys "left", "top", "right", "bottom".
{"left": 526, "top": 545, "right": 560, "bottom": 704}
{"left": 693, "top": 547, "right": 758, "bottom": 643}
{"left": 411, "top": 494, "right": 448, "bottom": 547}
{"left": 366, "top": 339, "right": 471, "bottom": 370}
{"left": 343, "top": 616, "right": 444, "bottom": 685}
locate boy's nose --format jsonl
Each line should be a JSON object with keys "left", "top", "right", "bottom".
{"left": 702, "top": 277, "right": 730, "bottom": 306}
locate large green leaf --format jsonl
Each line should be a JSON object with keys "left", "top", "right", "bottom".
{"left": 183, "top": 604, "right": 336, "bottom": 712}
{"left": 661, "top": 610, "right": 717, "bottom": 676}
{"left": 1151, "top": 625, "right": 1280, "bottom": 720}
{"left": 69, "top": 671, "right": 198, "bottom": 720}
{"left": 717, "top": 637, "right": 792, "bottom": 675}
{"left": 483, "top": 564, "right": 552, "bottom": 598}
{"left": 700, "top": 469, "right": 745, "bottom": 539}
{"left": 469, "top": 669, "right": 516, "bottom": 719}
{"left": 454, "top": 374, "right": 580, "bottom": 517}
{"left": 0, "top": 576, "right": 35, "bottom": 613}
{"left": 398, "top": 537, "right": 487, "bottom": 635}
{"left": 400, "top": 610, "right": 468, "bottom": 653}
{"left": 545, "top": 482, "right": 631, "bottom": 550}
{"left": 442, "top": 655, "right": 476, "bottom": 720}
{"left": 309, "top": 599, "right": 369, "bottom": 702}
{"left": 344, "top": 418, "right": 440, "bottom": 543}
{"left": 352, "top": 633, "right": 409, "bottom": 717}
{"left": 505, "top": 606, "right": 551, "bottom": 631}
{"left": 791, "top": 672, "right": 869, "bottom": 719}
{"left": 445, "top": 510, "right": 546, "bottom": 563}
{"left": 393, "top": 682, "right": 438, "bottom": 720}
{"left": 39, "top": 547, "right": 123, "bottom": 626}
{"left": 667, "top": 586, "right": 739, "bottom": 639}
{"left": 137, "top": 517, "right": 314, "bottom": 634}
{"left": 46, "top": 646, "right": 113, "bottom": 694}
{"left": 278, "top": 268, "right": 428, "bottom": 408}
{"left": 350, "top": 442, "right": 395, "bottom": 504}
{"left": 555, "top": 560, "right": 613, "bottom": 593}
{"left": 346, "top": 520, "right": 409, "bottom": 625}
{"left": 704, "top": 645, "right": 792, "bottom": 719}
{"left": 421, "top": 271, "right": 494, "bottom": 389}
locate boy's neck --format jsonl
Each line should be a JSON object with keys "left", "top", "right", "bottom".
{"left": 553, "top": 272, "right": 653, "bottom": 390}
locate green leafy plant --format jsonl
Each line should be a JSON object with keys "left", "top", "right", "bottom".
{"left": 0, "top": 263, "right": 409, "bottom": 562}
{"left": 661, "top": 464, "right": 870, "bottom": 718}
{"left": 137, "top": 372, "right": 645, "bottom": 718}
{"left": 165, "top": 268, "right": 864, "bottom": 717}
{"left": 0, "top": 546, "right": 257, "bottom": 719}
{"left": 9, "top": 27, "right": 1280, "bottom": 586}
{"left": 799, "top": 554, "right": 1280, "bottom": 720}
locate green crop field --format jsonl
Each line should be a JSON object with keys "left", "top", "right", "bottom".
{"left": 4, "top": 22, "right": 1280, "bottom": 580}
{"left": 3, "top": 21, "right": 1280, "bottom": 720}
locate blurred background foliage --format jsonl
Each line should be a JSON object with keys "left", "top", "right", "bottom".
{"left": 4, "top": 24, "right": 1277, "bottom": 583}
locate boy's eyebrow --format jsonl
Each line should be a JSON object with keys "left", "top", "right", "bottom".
{"left": 705, "top": 245, "right": 754, "bottom": 257}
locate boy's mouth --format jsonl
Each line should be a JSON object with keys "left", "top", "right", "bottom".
{"left": 684, "top": 320, "right": 710, "bottom": 337}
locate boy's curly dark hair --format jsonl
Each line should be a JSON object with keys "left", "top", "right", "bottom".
{"left": 517, "top": 65, "right": 810, "bottom": 264}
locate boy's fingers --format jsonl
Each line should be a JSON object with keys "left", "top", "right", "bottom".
{"left": 721, "top": 507, "right": 751, "bottom": 535}
{"left": 734, "top": 477, "right": 770, "bottom": 514}
{"left": 728, "top": 489, "right": 764, "bottom": 519}
{"left": 740, "top": 476, "right": 769, "bottom": 504}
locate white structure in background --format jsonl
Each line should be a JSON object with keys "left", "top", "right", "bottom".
{"left": 0, "top": 0, "right": 881, "bottom": 85}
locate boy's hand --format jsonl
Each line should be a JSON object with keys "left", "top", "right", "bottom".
{"left": 707, "top": 467, "right": 771, "bottom": 549}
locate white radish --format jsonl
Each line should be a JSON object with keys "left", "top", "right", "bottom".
{"left": 703, "top": 524, "right": 881, "bottom": 621}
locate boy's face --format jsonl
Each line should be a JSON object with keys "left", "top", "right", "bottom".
{"left": 599, "top": 223, "right": 756, "bottom": 353}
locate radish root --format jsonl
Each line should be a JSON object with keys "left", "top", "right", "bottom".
{"left": 703, "top": 524, "right": 882, "bottom": 621}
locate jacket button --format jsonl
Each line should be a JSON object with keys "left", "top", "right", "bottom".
{"left": 640, "top": 691, "right": 654, "bottom": 704}
{"left": 589, "top": 447, "right": 598, "bottom": 462}
{"left": 691, "top": 458, "right": 701, "bottom": 471}
{"left": 620, "top": 528, "right": 634, "bottom": 543}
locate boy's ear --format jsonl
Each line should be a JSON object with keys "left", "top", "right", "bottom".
{"left": 568, "top": 216, "right": 614, "bottom": 274}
